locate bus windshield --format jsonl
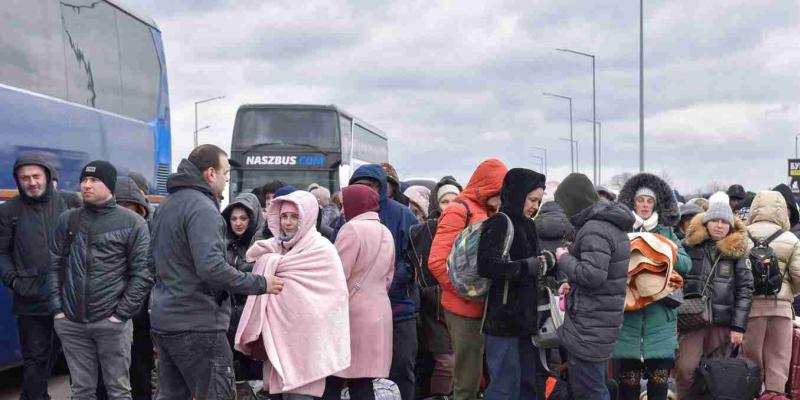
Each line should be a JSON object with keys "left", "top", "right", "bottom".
{"left": 233, "top": 109, "right": 339, "bottom": 150}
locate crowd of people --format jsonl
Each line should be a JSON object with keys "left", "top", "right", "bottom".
{"left": 2, "top": 144, "right": 800, "bottom": 400}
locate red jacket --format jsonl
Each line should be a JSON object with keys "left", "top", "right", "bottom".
{"left": 428, "top": 159, "right": 508, "bottom": 318}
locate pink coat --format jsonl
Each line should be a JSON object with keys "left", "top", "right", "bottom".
{"left": 334, "top": 211, "right": 395, "bottom": 379}
{"left": 235, "top": 191, "right": 350, "bottom": 396}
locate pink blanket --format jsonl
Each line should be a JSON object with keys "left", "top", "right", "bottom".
{"left": 235, "top": 191, "right": 351, "bottom": 396}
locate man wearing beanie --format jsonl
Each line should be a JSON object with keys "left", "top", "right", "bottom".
{"left": 47, "top": 160, "right": 153, "bottom": 399}
{"left": 553, "top": 173, "right": 634, "bottom": 400}
{"left": 150, "top": 145, "right": 271, "bottom": 399}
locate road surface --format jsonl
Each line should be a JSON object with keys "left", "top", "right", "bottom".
{"left": 0, "top": 368, "right": 71, "bottom": 400}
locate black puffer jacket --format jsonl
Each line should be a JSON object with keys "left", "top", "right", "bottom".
{"left": 223, "top": 193, "right": 265, "bottom": 272}
{"left": 47, "top": 198, "right": 153, "bottom": 323}
{"left": 682, "top": 213, "right": 754, "bottom": 332}
{"left": 535, "top": 202, "right": 574, "bottom": 254}
{"left": 557, "top": 201, "right": 634, "bottom": 363}
{"left": 0, "top": 155, "right": 80, "bottom": 316}
{"left": 478, "top": 168, "right": 547, "bottom": 336}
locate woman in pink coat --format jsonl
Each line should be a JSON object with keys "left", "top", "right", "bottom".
{"left": 322, "top": 184, "right": 396, "bottom": 400}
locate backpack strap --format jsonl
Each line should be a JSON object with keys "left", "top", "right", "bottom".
{"left": 62, "top": 210, "right": 82, "bottom": 264}
{"left": 764, "top": 229, "right": 784, "bottom": 245}
{"left": 452, "top": 199, "right": 473, "bottom": 227}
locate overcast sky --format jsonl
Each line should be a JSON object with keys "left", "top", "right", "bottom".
{"left": 131, "top": 0, "right": 800, "bottom": 194}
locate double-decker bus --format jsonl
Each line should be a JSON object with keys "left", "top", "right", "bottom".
{"left": 0, "top": 0, "right": 170, "bottom": 370}
{"left": 229, "top": 104, "right": 388, "bottom": 198}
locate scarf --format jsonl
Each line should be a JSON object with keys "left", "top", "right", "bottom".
{"left": 633, "top": 211, "right": 659, "bottom": 232}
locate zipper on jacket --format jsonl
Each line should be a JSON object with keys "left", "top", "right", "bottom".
{"left": 82, "top": 218, "right": 91, "bottom": 322}
{"left": 640, "top": 307, "right": 646, "bottom": 362}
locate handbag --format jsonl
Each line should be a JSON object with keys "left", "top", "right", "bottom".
{"left": 693, "top": 344, "right": 762, "bottom": 399}
{"left": 677, "top": 254, "right": 720, "bottom": 333}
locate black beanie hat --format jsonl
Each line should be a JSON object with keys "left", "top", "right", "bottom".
{"left": 555, "top": 173, "right": 599, "bottom": 219}
{"left": 80, "top": 160, "right": 117, "bottom": 192}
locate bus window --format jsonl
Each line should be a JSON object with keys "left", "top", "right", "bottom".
{"left": 340, "top": 115, "right": 352, "bottom": 165}
{"left": 234, "top": 109, "right": 339, "bottom": 150}
{"left": 0, "top": 0, "right": 66, "bottom": 99}
{"left": 61, "top": 0, "right": 124, "bottom": 115}
{"left": 353, "top": 123, "right": 388, "bottom": 163}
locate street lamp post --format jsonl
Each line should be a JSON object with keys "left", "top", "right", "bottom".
{"left": 579, "top": 118, "right": 602, "bottom": 183}
{"left": 795, "top": 134, "right": 800, "bottom": 158}
{"left": 639, "top": 0, "right": 645, "bottom": 172}
{"left": 560, "top": 138, "right": 579, "bottom": 173}
{"left": 557, "top": 48, "right": 596, "bottom": 184}
{"left": 531, "top": 146, "right": 547, "bottom": 176}
{"left": 543, "top": 92, "right": 574, "bottom": 172}
{"left": 531, "top": 155, "right": 545, "bottom": 175}
{"left": 194, "top": 96, "right": 226, "bottom": 148}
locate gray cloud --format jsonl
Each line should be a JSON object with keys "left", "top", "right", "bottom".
{"left": 133, "top": 0, "right": 800, "bottom": 194}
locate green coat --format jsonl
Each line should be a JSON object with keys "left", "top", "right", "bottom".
{"left": 612, "top": 224, "right": 691, "bottom": 360}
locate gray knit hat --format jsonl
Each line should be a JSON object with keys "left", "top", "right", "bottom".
{"left": 703, "top": 191, "right": 734, "bottom": 226}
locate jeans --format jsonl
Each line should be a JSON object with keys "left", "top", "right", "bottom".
{"left": 54, "top": 318, "right": 133, "bottom": 400}
{"left": 484, "top": 335, "right": 545, "bottom": 400}
{"left": 130, "top": 318, "right": 154, "bottom": 400}
{"left": 152, "top": 331, "right": 235, "bottom": 400}
{"left": 17, "top": 315, "right": 60, "bottom": 400}
{"left": 389, "top": 319, "right": 417, "bottom": 400}
{"left": 322, "top": 376, "right": 375, "bottom": 400}
{"left": 568, "top": 357, "right": 610, "bottom": 400}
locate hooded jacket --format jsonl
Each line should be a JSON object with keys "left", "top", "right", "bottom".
{"left": 477, "top": 168, "right": 547, "bottom": 336}
{"left": 427, "top": 176, "right": 464, "bottom": 219}
{"left": 772, "top": 184, "right": 800, "bottom": 238}
{"left": 613, "top": 172, "right": 691, "bottom": 360}
{"left": 746, "top": 191, "right": 800, "bottom": 319}
{"left": 683, "top": 213, "right": 754, "bottom": 331}
{"left": 115, "top": 176, "right": 151, "bottom": 220}
{"left": 535, "top": 202, "right": 574, "bottom": 254}
{"left": 150, "top": 159, "right": 267, "bottom": 333}
{"left": 0, "top": 155, "right": 81, "bottom": 315}
{"left": 222, "top": 193, "right": 266, "bottom": 273}
{"left": 47, "top": 196, "right": 153, "bottom": 323}
{"left": 557, "top": 201, "right": 635, "bottom": 363}
{"left": 429, "top": 159, "right": 508, "bottom": 318}
{"left": 347, "top": 164, "right": 420, "bottom": 321}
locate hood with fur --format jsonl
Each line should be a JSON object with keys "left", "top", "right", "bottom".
{"left": 683, "top": 213, "right": 749, "bottom": 258}
{"left": 618, "top": 172, "right": 680, "bottom": 227}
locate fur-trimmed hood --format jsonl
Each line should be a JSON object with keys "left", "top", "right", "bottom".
{"left": 618, "top": 172, "right": 680, "bottom": 227}
{"left": 683, "top": 212, "right": 749, "bottom": 258}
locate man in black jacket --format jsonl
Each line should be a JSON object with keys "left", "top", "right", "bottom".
{"left": 0, "top": 155, "right": 80, "bottom": 400}
{"left": 150, "top": 145, "right": 279, "bottom": 400}
{"left": 47, "top": 160, "right": 153, "bottom": 399}
{"left": 554, "top": 173, "right": 634, "bottom": 400}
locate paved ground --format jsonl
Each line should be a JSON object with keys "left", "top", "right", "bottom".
{"left": 0, "top": 368, "right": 71, "bottom": 400}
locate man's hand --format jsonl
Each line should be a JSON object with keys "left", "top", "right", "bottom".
{"left": 108, "top": 315, "right": 123, "bottom": 323}
{"left": 54, "top": 313, "right": 65, "bottom": 320}
{"left": 268, "top": 276, "right": 284, "bottom": 294}
{"left": 558, "top": 282, "right": 571, "bottom": 296}
{"left": 555, "top": 247, "right": 569, "bottom": 261}
{"left": 731, "top": 331, "right": 744, "bottom": 346}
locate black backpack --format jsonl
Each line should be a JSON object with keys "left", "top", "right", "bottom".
{"left": 748, "top": 230, "right": 786, "bottom": 296}
{"left": 408, "top": 219, "right": 440, "bottom": 288}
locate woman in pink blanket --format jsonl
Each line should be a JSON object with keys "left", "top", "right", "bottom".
{"left": 322, "top": 184, "right": 396, "bottom": 400}
{"left": 235, "top": 190, "right": 351, "bottom": 399}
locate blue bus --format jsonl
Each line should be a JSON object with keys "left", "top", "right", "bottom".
{"left": 229, "top": 104, "right": 389, "bottom": 198}
{"left": 0, "top": 0, "right": 171, "bottom": 370}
